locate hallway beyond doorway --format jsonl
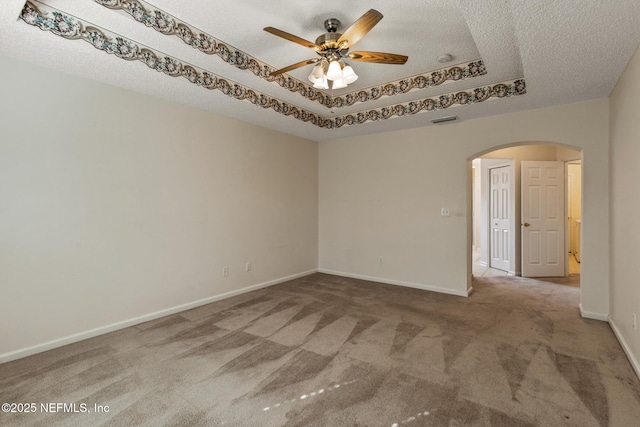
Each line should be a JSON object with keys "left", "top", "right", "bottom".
{"left": 473, "top": 248, "right": 580, "bottom": 287}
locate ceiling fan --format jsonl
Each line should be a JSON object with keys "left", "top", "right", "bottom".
{"left": 264, "top": 9, "right": 408, "bottom": 89}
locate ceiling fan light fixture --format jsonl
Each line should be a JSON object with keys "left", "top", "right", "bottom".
{"left": 326, "top": 59, "right": 343, "bottom": 81}
{"left": 342, "top": 64, "right": 358, "bottom": 84}
{"left": 313, "top": 74, "right": 329, "bottom": 89}
{"left": 264, "top": 9, "right": 408, "bottom": 87}
{"left": 308, "top": 62, "right": 324, "bottom": 83}
{"left": 331, "top": 78, "right": 347, "bottom": 89}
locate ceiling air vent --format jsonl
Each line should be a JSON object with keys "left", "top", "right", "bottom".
{"left": 431, "top": 116, "right": 458, "bottom": 124}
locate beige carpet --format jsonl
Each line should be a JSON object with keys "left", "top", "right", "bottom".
{"left": 1, "top": 273, "right": 639, "bottom": 426}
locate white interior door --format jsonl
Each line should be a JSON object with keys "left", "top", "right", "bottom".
{"left": 521, "top": 161, "right": 566, "bottom": 277}
{"left": 490, "top": 166, "right": 510, "bottom": 271}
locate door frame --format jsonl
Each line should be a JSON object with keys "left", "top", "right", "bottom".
{"left": 566, "top": 159, "right": 582, "bottom": 272}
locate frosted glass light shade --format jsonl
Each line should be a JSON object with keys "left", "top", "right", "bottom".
{"left": 308, "top": 63, "right": 324, "bottom": 83}
{"left": 342, "top": 65, "right": 358, "bottom": 84}
{"left": 313, "top": 75, "right": 329, "bottom": 89}
{"left": 331, "top": 78, "right": 347, "bottom": 89}
{"left": 326, "top": 60, "right": 343, "bottom": 81}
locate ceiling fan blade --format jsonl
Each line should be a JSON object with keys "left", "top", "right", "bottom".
{"left": 264, "top": 27, "right": 320, "bottom": 50}
{"left": 270, "top": 58, "right": 320, "bottom": 76}
{"left": 349, "top": 51, "right": 408, "bottom": 64}
{"left": 337, "top": 9, "right": 383, "bottom": 48}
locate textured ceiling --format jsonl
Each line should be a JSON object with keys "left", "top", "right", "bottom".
{"left": 1, "top": 0, "right": 639, "bottom": 142}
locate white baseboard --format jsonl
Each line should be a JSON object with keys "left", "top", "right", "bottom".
{"left": 579, "top": 303, "right": 609, "bottom": 321}
{"left": 318, "top": 269, "right": 471, "bottom": 297}
{"left": 608, "top": 317, "right": 640, "bottom": 380}
{"left": 0, "top": 269, "right": 317, "bottom": 364}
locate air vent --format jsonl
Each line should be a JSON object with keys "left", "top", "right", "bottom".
{"left": 431, "top": 116, "right": 458, "bottom": 124}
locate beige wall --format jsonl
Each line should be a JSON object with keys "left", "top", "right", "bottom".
{"left": 3, "top": 50, "right": 630, "bottom": 368}
{"left": 610, "top": 45, "right": 640, "bottom": 375}
{"left": 319, "top": 100, "right": 609, "bottom": 314}
{"left": 0, "top": 56, "right": 318, "bottom": 361}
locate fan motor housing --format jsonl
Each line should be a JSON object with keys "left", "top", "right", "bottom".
{"left": 315, "top": 32, "right": 343, "bottom": 51}
{"left": 315, "top": 18, "right": 348, "bottom": 55}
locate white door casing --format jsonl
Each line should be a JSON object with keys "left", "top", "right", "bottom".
{"left": 490, "top": 166, "right": 510, "bottom": 272}
{"left": 521, "top": 161, "right": 566, "bottom": 277}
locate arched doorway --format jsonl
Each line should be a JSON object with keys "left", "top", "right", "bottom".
{"left": 467, "top": 142, "right": 583, "bottom": 296}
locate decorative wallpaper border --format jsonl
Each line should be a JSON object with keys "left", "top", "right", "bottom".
{"left": 92, "top": 0, "right": 487, "bottom": 109}
{"left": 20, "top": 1, "right": 325, "bottom": 126}
{"left": 324, "top": 79, "right": 525, "bottom": 128}
{"left": 330, "top": 60, "right": 486, "bottom": 108}
{"left": 92, "top": 0, "right": 332, "bottom": 108}
{"left": 18, "top": 1, "right": 526, "bottom": 129}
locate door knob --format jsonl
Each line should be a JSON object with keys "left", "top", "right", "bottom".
{"left": 523, "top": 222, "right": 530, "bottom": 227}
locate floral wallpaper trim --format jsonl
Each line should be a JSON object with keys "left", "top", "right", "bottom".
{"left": 19, "top": 1, "right": 327, "bottom": 126}
{"left": 92, "top": 0, "right": 332, "bottom": 108}
{"left": 92, "top": 0, "right": 487, "bottom": 109}
{"left": 18, "top": 1, "right": 525, "bottom": 130}
{"left": 322, "top": 79, "right": 526, "bottom": 128}
{"left": 329, "top": 60, "right": 486, "bottom": 108}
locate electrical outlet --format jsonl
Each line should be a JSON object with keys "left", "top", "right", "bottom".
{"left": 441, "top": 208, "right": 450, "bottom": 217}
{"left": 633, "top": 313, "right": 637, "bottom": 331}
{"left": 222, "top": 266, "right": 229, "bottom": 277}
{"left": 378, "top": 256, "right": 383, "bottom": 265}
{"left": 245, "top": 262, "right": 251, "bottom": 272}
